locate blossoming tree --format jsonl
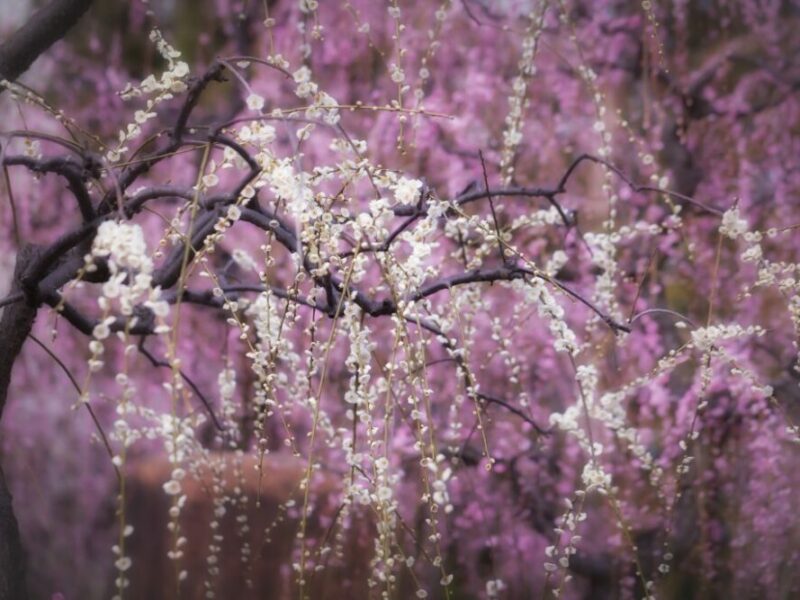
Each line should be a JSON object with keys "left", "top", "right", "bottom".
{"left": 1, "top": 0, "right": 799, "bottom": 599}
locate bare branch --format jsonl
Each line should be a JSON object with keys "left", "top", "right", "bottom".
{"left": 138, "top": 339, "right": 225, "bottom": 432}
{"left": 0, "top": 0, "right": 94, "bottom": 85}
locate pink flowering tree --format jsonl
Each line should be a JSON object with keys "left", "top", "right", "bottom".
{"left": 1, "top": 1, "right": 799, "bottom": 599}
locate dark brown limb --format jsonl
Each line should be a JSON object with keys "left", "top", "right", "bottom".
{"left": 0, "top": 0, "right": 93, "bottom": 84}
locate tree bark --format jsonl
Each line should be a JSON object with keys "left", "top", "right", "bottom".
{"left": 0, "top": 0, "right": 93, "bottom": 85}
{"left": 0, "top": 2, "right": 94, "bottom": 593}
{"left": 0, "top": 466, "right": 27, "bottom": 600}
{"left": 0, "top": 245, "right": 42, "bottom": 600}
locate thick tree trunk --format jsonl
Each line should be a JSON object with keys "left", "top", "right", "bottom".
{"left": 0, "top": 2, "right": 94, "bottom": 596}
{"left": 0, "top": 246, "right": 42, "bottom": 600}
{"left": 0, "top": 467, "right": 27, "bottom": 600}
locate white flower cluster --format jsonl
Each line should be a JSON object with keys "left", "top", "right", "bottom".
{"left": 92, "top": 220, "right": 151, "bottom": 272}
{"left": 246, "top": 92, "right": 265, "bottom": 111}
{"left": 246, "top": 292, "right": 285, "bottom": 354}
{"left": 597, "top": 388, "right": 661, "bottom": 480}
{"left": 410, "top": 0, "right": 451, "bottom": 110}
{"left": 583, "top": 230, "right": 624, "bottom": 317}
{"left": 237, "top": 122, "right": 277, "bottom": 148}
{"left": 544, "top": 494, "right": 587, "bottom": 582}
{"left": 512, "top": 278, "right": 578, "bottom": 354}
{"left": 689, "top": 323, "right": 765, "bottom": 353}
{"left": 720, "top": 207, "right": 749, "bottom": 239}
{"left": 279, "top": 65, "right": 341, "bottom": 125}
{"left": 110, "top": 412, "right": 141, "bottom": 452}
{"left": 307, "top": 90, "right": 340, "bottom": 125}
{"left": 292, "top": 65, "right": 315, "bottom": 98}
{"left": 110, "top": 522, "right": 134, "bottom": 599}
{"left": 393, "top": 176, "right": 423, "bottom": 206}
{"left": 729, "top": 224, "right": 800, "bottom": 376}
{"left": 112, "top": 29, "right": 190, "bottom": 162}
{"left": 507, "top": 207, "right": 566, "bottom": 234}
{"left": 343, "top": 304, "right": 374, "bottom": 406}
{"left": 217, "top": 364, "right": 240, "bottom": 439}
{"left": 581, "top": 462, "right": 612, "bottom": 493}
{"left": 265, "top": 159, "right": 316, "bottom": 226}
{"left": 499, "top": 5, "right": 546, "bottom": 183}
{"left": 575, "top": 364, "right": 598, "bottom": 405}
{"left": 365, "top": 460, "right": 402, "bottom": 589}
{"left": 548, "top": 408, "right": 585, "bottom": 448}
{"left": 87, "top": 221, "right": 168, "bottom": 343}
{"left": 486, "top": 579, "right": 506, "bottom": 599}
{"left": 244, "top": 289, "right": 305, "bottom": 449}
{"left": 292, "top": 65, "right": 340, "bottom": 125}
{"left": 545, "top": 250, "right": 569, "bottom": 276}
{"left": 158, "top": 414, "right": 197, "bottom": 464}
{"left": 394, "top": 220, "right": 439, "bottom": 298}
{"left": 340, "top": 303, "right": 396, "bottom": 532}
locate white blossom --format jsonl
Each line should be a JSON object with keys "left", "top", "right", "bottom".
{"left": 393, "top": 177, "right": 422, "bottom": 206}
{"left": 720, "top": 207, "right": 748, "bottom": 239}
{"left": 246, "top": 93, "right": 265, "bottom": 111}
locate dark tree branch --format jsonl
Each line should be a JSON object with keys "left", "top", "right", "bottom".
{"left": 153, "top": 207, "right": 225, "bottom": 289}
{"left": 137, "top": 340, "right": 225, "bottom": 432}
{"left": 97, "top": 63, "right": 227, "bottom": 215}
{"left": 401, "top": 313, "right": 549, "bottom": 435}
{"left": 38, "top": 291, "right": 155, "bottom": 337}
{"left": 171, "top": 286, "right": 321, "bottom": 313}
{"left": 0, "top": 0, "right": 93, "bottom": 85}
{"left": 450, "top": 185, "right": 575, "bottom": 227}
{"left": 556, "top": 153, "right": 723, "bottom": 216}
{"left": 3, "top": 154, "right": 96, "bottom": 221}
{"left": 339, "top": 210, "right": 423, "bottom": 259}
{"left": 27, "top": 334, "right": 118, "bottom": 470}
{"left": 124, "top": 186, "right": 195, "bottom": 217}
{"left": 172, "top": 62, "right": 226, "bottom": 144}
{"left": 410, "top": 266, "right": 527, "bottom": 305}
{"left": 477, "top": 393, "right": 549, "bottom": 434}
{"left": 21, "top": 218, "right": 98, "bottom": 290}
{"left": 479, "top": 149, "right": 508, "bottom": 265}
{"left": 0, "top": 293, "right": 24, "bottom": 310}
{"left": 239, "top": 207, "right": 299, "bottom": 253}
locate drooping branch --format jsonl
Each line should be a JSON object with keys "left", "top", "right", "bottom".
{"left": 477, "top": 392, "right": 550, "bottom": 433}
{"left": 97, "top": 62, "right": 227, "bottom": 214}
{"left": 555, "top": 153, "right": 724, "bottom": 216}
{"left": 0, "top": 72, "right": 657, "bottom": 460}
{"left": 153, "top": 207, "right": 226, "bottom": 289}
{"left": 137, "top": 340, "right": 224, "bottom": 432}
{"left": 402, "top": 313, "right": 550, "bottom": 435}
